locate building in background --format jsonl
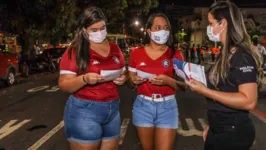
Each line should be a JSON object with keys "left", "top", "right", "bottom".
{"left": 178, "top": 7, "right": 266, "bottom": 47}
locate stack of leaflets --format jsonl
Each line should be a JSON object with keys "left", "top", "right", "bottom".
{"left": 172, "top": 58, "right": 207, "bottom": 86}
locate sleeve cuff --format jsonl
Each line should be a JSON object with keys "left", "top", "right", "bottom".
{"left": 60, "top": 70, "right": 77, "bottom": 75}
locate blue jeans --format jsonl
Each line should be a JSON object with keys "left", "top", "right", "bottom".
{"left": 132, "top": 95, "right": 179, "bottom": 129}
{"left": 64, "top": 95, "right": 120, "bottom": 144}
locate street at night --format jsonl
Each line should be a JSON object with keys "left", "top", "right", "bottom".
{"left": 0, "top": 67, "right": 266, "bottom": 150}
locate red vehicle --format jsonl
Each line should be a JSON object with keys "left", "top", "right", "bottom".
{"left": 0, "top": 49, "right": 19, "bottom": 85}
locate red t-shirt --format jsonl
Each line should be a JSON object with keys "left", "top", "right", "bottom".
{"left": 128, "top": 47, "right": 184, "bottom": 97}
{"left": 60, "top": 42, "right": 125, "bottom": 101}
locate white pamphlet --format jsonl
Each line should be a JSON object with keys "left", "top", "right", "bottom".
{"left": 137, "top": 70, "right": 156, "bottom": 79}
{"left": 173, "top": 58, "right": 207, "bottom": 86}
{"left": 100, "top": 68, "right": 123, "bottom": 82}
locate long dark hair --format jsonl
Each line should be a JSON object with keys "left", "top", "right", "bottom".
{"left": 208, "top": 1, "right": 263, "bottom": 87}
{"left": 68, "top": 7, "right": 106, "bottom": 72}
{"left": 144, "top": 13, "right": 175, "bottom": 57}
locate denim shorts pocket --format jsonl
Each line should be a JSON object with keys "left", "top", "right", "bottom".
{"left": 163, "top": 99, "right": 177, "bottom": 109}
{"left": 71, "top": 97, "right": 93, "bottom": 109}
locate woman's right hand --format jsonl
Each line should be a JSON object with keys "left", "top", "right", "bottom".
{"left": 131, "top": 75, "right": 146, "bottom": 85}
{"left": 84, "top": 73, "right": 104, "bottom": 85}
{"left": 203, "top": 125, "right": 209, "bottom": 142}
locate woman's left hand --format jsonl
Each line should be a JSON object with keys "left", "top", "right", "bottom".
{"left": 113, "top": 74, "right": 127, "bottom": 85}
{"left": 149, "top": 74, "right": 169, "bottom": 86}
{"left": 185, "top": 79, "right": 207, "bottom": 94}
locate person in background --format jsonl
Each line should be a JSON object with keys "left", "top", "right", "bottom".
{"left": 58, "top": 7, "right": 127, "bottom": 150}
{"left": 34, "top": 44, "right": 41, "bottom": 55}
{"left": 129, "top": 13, "right": 186, "bottom": 150}
{"left": 252, "top": 36, "right": 266, "bottom": 67}
{"left": 200, "top": 45, "right": 207, "bottom": 63}
{"left": 184, "top": 42, "right": 189, "bottom": 61}
{"left": 185, "top": 1, "right": 263, "bottom": 150}
{"left": 190, "top": 44, "right": 195, "bottom": 63}
{"left": 211, "top": 46, "right": 216, "bottom": 62}
{"left": 196, "top": 44, "right": 201, "bottom": 64}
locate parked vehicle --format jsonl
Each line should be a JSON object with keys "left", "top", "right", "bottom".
{"left": 42, "top": 47, "right": 67, "bottom": 69}
{"left": 0, "top": 48, "right": 19, "bottom": 85}
{"left": 106, "top": 34, "right": 141, "bottom": 53}
{"left": 27, "top": 55, "right": 57, "bottom": 73}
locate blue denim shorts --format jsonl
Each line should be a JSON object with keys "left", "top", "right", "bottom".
{"left": 132, "top": 95, "right": 178, "bottom": 129}
{"left": 64, "top": 95, "right": 120, "bottom": 144}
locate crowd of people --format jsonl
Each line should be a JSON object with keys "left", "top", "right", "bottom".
{"left": 178, "top": 43, "right": 222, "bottom": 64}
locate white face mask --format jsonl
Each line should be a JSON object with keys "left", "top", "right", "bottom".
{"left": 150, "top": 30, "right": 170, "bottom": 44}
{"left": 88, "top": 29, "right": 107, "bottom": 43}
{"left": 207, "top": 23, "right": 223, "bottom": 42}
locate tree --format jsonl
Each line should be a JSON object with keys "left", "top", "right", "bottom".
{"left": 0, "top": 0, "right": 159, "bottom": 54}
{"left": 1, "top": 0, "right": 76, "bottom": 54}
{"left": 76, "top": 0, "right": 159, "bottom": 34}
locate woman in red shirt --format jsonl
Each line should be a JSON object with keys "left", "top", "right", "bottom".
{"left": 129, "top": 13, "right": 186, "bottom": 150}
{"left": 58, "top": 7, "right": 127, "bottom": 150}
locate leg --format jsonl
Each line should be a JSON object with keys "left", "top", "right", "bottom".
{"left": 69, "top": 141, "right": 101, "bottom": 150}
{"left": 100, "top": 138, "right": 120, "bottom": 150}
{"left": 155, "top": 128, "right": 176, "bottom": 150}
{"left": 136, "top": 126, "right": 155, "bottom": 150}
{"left": 154, "top": 98, "right": 178, "bottom": 150}
{"left": 101, "top": 105, "right": 121, "bottom": 150}
{"left": 132, "top": 96, "right": 156, "bottom": 150}
{"left": 204, "top": 128, "right": 215, "bottom": 150}
{"left": 64, "top": 96, "right": 105, "bottom": 150}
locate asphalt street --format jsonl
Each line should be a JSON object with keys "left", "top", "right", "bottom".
{"left": 0, "top": 72, "right": 265, "bottom": 150}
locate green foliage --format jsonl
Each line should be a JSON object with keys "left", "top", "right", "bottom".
{"left": 0, "top": 0, "right": 158, "bottom": 52}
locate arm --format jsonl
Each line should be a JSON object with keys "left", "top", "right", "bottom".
{"left": 58, "top": 74, "right": 85, "bottom": 93}
{"left": 58, "top": 49, "right": 103, "bottom": 93}
{"left": 128, "top": 49, "right": 146, "bottom": 85}
{"left": 58, "top": 50, "right": 84, "bottom": 93}
{"left": 129, "top": 71, "right": 146, "bottom": 85}
{"left": 166, "top": 76, "right": 186, "bottom": 91}
{"left": 174, "top": 75, "right": 187, "bottom": 91}
{"left": 59, "top": 73, "right": 104, "bottom": 93}
{"left": 186, "top": 52, "right": 258, "bottom": 111}
{"left": 113, "top": 69, "right": 129, "bottom": 86}
{"left": 201, "top": 83, "right": 257, "bottom": 110}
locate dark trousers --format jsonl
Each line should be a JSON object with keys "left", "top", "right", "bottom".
{"left": 200, "top": 54, "right": 204, "bottom": 62}
{"left": 212, "top": 54, "right": 215, "bottom": 62}
{"left": 205, "top": 111, "right": 255, "bottom": 150}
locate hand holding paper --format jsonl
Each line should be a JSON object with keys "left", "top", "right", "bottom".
{"left": 113, "top": 74, "right": 127, "bottom": 85}
{"left": 149, "top": 74, "right": 169, "bottom": 86}
{"left": 84, "top": 73, "right": 104, "bottom": 85}
{"left": 137, "top": 70, "right": 156, "bottom": 79}
{"left": 100, "top": 68, "right": 123, "bottom": 82}
{"left": 131, "top": 76, "right": 146, "bottom": 85}
{"left": 172, "top": 58, "right": 207, "bottom": 86}
{"left": 185, "top": 79, "right": 208, "bottom": 94}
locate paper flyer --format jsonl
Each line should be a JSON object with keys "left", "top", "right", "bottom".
{"left": 172, "top": 58, "right": 207, "bottom": 86}
{"left": 137, "top": 70, "right": 156, "bottom": 79}
{"left": 100, "top": 68, "right": 123, "bottom": 82}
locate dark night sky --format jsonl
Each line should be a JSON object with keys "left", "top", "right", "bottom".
{"left": 159, "top": 0, "right": 266, "bottom": 7}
